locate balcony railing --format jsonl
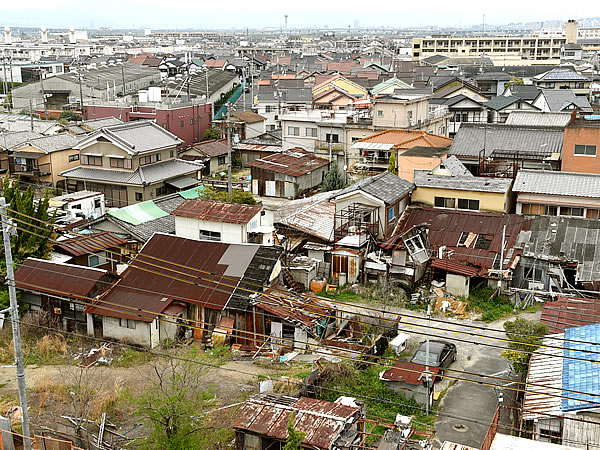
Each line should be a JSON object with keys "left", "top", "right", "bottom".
{"left": 315, "top": 140, "right": 344, "bottom": 151}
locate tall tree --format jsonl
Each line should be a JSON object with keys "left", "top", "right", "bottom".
{"left": 2, "top": 175, "right": 55, "bottom": 260}
{"left": 321, "top": 162, "right": 345, "bottom": 192}
{"left": 283, "top": 412, "right": 305, "bottom": 450}
{"left": 388, "top": 152, "right": 397, "bottom": 175}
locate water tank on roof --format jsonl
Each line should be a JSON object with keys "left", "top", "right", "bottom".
{"left": 148, "top": 86, "right": 161, "bottom": 102}
{"left": 138, "top": 90, "right": 149, "bottom": 103}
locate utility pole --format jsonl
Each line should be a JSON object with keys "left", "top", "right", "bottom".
{"left": 0, "top": 199, "right": 31, "bottom": 447}
{"left": 121, "top": 64, "right": 126, "bottom": 98}
{"left": 424, "top": 303, "right": 432, "bottom": 415}
{"left": 9, "top": 57, "right": 14, "bottom": 112}
{"left": 78, "top": 62, "right": 85, "bottom": 121}
{"left": 38, "top": 66, "right": 48, "bottom": 120}
{"left": 29, "top": 100, "right": 33, "bottom": 131}
{"left": 249, "top": 62, "right": 253, "bottom": 110}
{"left": 242, "top": 67, "right": 246, "bottom": 109}
{"left": 226, "top": 104, "right": 232, "bottom": 202}
{"left": 498, "top": 224, "right": 506, "bottom": 290}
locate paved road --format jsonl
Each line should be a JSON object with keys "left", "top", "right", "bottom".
{"left": 339, "top": 303, "right": 535, "bottom": 448}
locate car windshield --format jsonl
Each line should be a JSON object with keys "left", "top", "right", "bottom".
{"left": 412, "top": 350, "right": 439, "bottom": 366}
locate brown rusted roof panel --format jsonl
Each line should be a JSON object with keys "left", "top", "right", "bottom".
{"left": 250, "top": 149, "right": 329, "bottom": 177}
{"left": 55, "top": 231, "right": 127, "bottom": 257}
{"left": 15, "top": 258, "right": 108, "bottom": 298}
{"left": 85, "top": 234, "right": 252, "bottom": 320}
{"left": 172, "top": 199, "right": 261, "bottom": 224}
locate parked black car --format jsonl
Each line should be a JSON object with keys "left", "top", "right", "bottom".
{"left": 410, "top": 340, "right": 457, "bottom": 373}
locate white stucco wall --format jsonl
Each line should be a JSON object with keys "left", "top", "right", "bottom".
{"left": 175, "top": 215, "right": 255, "bottom": 243}
{"left": 446, "top": 273, "right": 470, "bottom": 298}
{"left": 102, "top": 316, "right": 152, "bottom": 347}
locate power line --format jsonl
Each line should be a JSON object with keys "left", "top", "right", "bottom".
{"left": 5, "top": 209, "right": 600, "bottom": 360}
{"left": 4, "top": 211, "right": 600, "bottom": 362}
{"left": 13, "top": 318, "right": 600, "bottom": 448}
{"left": 12, "top": 278, "right": 600, "bottom": 408}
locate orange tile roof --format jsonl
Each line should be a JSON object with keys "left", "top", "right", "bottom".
{"left": 357, "top": 129, "right": 453, "bottom": 149}
{"left": 205, "top": 59, "right": 227, "bottom": 68}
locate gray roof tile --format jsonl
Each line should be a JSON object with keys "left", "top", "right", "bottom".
{"left": 514, "top": 170, "right": 600, "bottom": 198}
{"left": 505, "top": 111, "right": 572, "bottom": 127}
{"left": 414, "top": 172, "right": 512, "bottom": 193}
{"left": 336, "top": 171, "right": 414, "bottom": 204}
{"left": 449, "top": 123, "right": 564, "bottom": 158}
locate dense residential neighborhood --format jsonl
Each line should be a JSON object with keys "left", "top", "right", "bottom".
{"left": 1, "top": 13, "right": 600, "bottom": 450}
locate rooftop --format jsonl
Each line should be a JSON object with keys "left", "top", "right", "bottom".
{"left": 187, "top": 139, "right": 228, "bottom": 157}
{"left": 172, "top": 199, "right": 261, "bottom": 224}
{"left": 15, "top": 257, "right": 110, "bottom": 298}
{"left": 336, "top": 171, "right": 414, "bottom": 205}
{"left": 76, "top": 120, "right": 183, "bottom": 155}
{"left": 449, "top": 123, "right": 564, "bottom": 158}
{"left": 249, "top": 149, "right": 329, "bottom": 177}
{"left": 231, "top": 111, "right": 266, "bottom": 124}
{"left": 534, "top": 67, "right": 589, "bottom": 82}
{"left": 505, "top": 111, "right": 572, "bottom": 127}
{"left": 85, "top": 233, "right": 282, "bottom": 321}
{"left": 231, "top": 395, "right": 361, "bottom": 449}
{"left": 55, "top": 232, "right": 127, "bottom": 257}
{"left": 514, "top": 169, "right": 600, "bottom": 198}
{"left": 562, "top": 324, "right": 600, "bottom": 412}
{"left": 60, "top": 158, "right": 202, "bottom": 186}
{"left": 414, "top": 172, "right": 512, "bottom": 193}
{"left": 353, "top": 129, "right": 453, "bottom": 151}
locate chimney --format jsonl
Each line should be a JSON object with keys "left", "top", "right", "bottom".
{"left": 566, "top": 19, "right": 578, "bottom": 45}
{"left": 3, "top": 26, "right": 11, "bottom": 45}
{"left": 69, "top": 26, "right": 76, "bottom": 44}
{"left": 41, "top": 26, "right": 48, "bottom": 44}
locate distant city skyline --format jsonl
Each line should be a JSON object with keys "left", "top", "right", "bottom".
{"left": 1, "top": 0, "right": 598, "bottom": 31}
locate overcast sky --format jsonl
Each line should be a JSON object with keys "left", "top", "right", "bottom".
{"left": 1, "top": 0, "right": 597, "bottom": 30}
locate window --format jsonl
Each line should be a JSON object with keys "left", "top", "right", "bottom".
{"left": 457, "top": 198, "right": 480, "bottom": 211}
{"left": 199, "top": 230, "right": 221, "bottom": 241}
{"left": 388, "top": 206, "right": 395, "bottom": 222}
{"left": 218, "top": 155, "right": 226, "bottom": 165}
{"left": 190, "top": 119, "right": 194, "bottom": 125}
{"left": 162, "top": 123, "right": 168, "bottom": 129}
{"left": 434, "top": 196, "right": 455, "bottom": 209}
{"left": 139, "top": 154, "right": 159, "bottom": 166}
{"left": 88, "top": 252, "right": 106, "bottom": 267}
{"left": 560, "top": 206, "right": 583, "bottom": 217}
{"left": 574, "top": 144, "right": 596, "bottom": 156}
{"left": 288, "top": 126, "right": 300, "bottom": 136}
{"left": 325, "top": 133, "right": 339, "bottom": 143}
{"left": 377, "top": 110, "right": 384, "bottom": 117}
{"left": 135, "top": 192, "right": 143, "bottom": 201}
{"left": 94, "top": 198, "right": 101, "bottom": 208}
{"left": 81, "top": 155, "right": 102, "bottom": 166}
{"left": 110, "top": 157, "right": 124, "bottom": 168}
{"left": 69, "top": 154, "right": 79, "bottom": 162}
{"left": 587, "top": 209, "right": 600, "bottom": 219}
{"left": 180, "top": 120, "right": 184, "bottom": 127}
{"left": 156, "top": 185, "right": 167, "bottom": 196}
{"left": 119, "top": 318, "right": 136, "bottom": 329}
{"left": 575, "top": 82, "right": 585, "bottom": 89}
{"left": 170, "top": 150, "right": 174, "bottom": 158}
{"left": 305, "top": 127, "right": 317, "bottom": 137}
{"left": 265, "top": 106, "right": 274, "bottom": 113}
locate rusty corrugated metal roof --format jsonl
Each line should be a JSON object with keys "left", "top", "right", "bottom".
{"left": 172, "top": 199, "right": 261, "bottom": 224}
{"left": 393, "top": 207, "right": 531, "bottom": 278}
{"left": 250, "top": 149, "right": 329, "bottom": 177}
{"left": 85, "top": 234, "right": 253, "bottom": 321}
{"left": 431, "top": 258, "right": 478, "bottom": 277}
{"left": 55, "top": 232, "right": 127, "bottom": 257}
{"left": 15, "top": 258, "right": 109, "bottom": 298}
{"left": 231, "top": 396, "right": 360, "bottom": 449}
{"left": 380, "top": 361, "right": 440, "bottom": 385}
{"left": 541, "top": 297, "right": 600, "bottom": 333}
{"left": 522, "top": 333, "right": 564, "bottom": 420}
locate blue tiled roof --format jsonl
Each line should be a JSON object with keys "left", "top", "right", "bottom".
{"left": 561, "top": 323, "right": 600, "bottom": 412}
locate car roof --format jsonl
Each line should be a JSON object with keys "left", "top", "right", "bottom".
{"left": 416, "top": 340, "right": 450, "bottom": 352}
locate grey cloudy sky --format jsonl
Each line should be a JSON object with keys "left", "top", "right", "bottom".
{"left": 1, "top": 0, "right": 597, "bottom": 30}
